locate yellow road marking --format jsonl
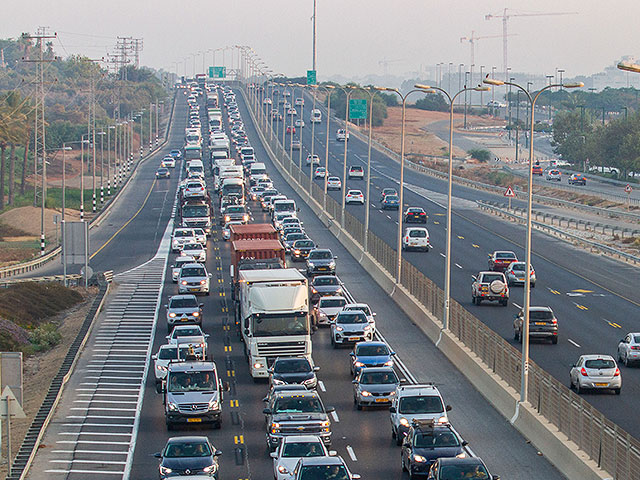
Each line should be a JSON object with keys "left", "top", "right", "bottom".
{"left": 227, "top": 370, "right": 235, "bottom": 377}
{"left": 550, "top": 289, "right": 561, "bottom": 295}
{"left": 230, "top": 399, "right": 239, "bottom": 407}
{"left": 576, "top": 304, "right": 589, "bottom": 310}
{"left": 457, "top": 235, "right": 465, "bottom": 240}
{"left": 433, "top": 221, "right": 439, "bottom": 225}
{"left": 234, "top": 435, "right": 244, "bottom": 444}
{"left": 224, "top": 345, "right": 232, "bottom": 352}
{"left": 572, "top": 289, "right": 594, "bottom": 293}
{"left": 472, "top": 244, "right": 480, "bottom": 248}
{"left": 91, "top": 178, "right": 157, "bottom": 259}
{"left": 434, "top": 213, "right": 445, "bottom": 216}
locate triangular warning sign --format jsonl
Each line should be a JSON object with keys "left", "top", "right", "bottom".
{"left": 0, "top": 386, "right": 26, "bottom": 418}
{"left": 504, "top": 186, "right": 515, "bottom": 197}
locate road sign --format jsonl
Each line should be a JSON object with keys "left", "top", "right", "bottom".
{"left": 306, "top": 70, "right": 316, "bottom": 85}
{"left": 0, "top": 387, "right": 25, "bottom": 419}
{"left": 504, "top": 186, "right": 515, "bottom": 197}
{"left": 349, "top": 99, "right": 368, "bottom": 120}
{"left": 209, "top": 66, "right": 226, "bottom": 79}
{"left": 624, "top": 184, "right": 633, "bottom": 193}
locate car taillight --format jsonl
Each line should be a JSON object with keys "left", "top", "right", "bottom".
{"left": 551, "top": 319, "right": 557, "bottom": 324}
{"left": 614, "top": 368, "right": 620, "bottom": 377}
{"left": 631, "top": 346, "right": 640, "bottom": 351}
{"left": 420, "top": 212, "right": 426, "bottom": 215}
{"left": 580, "top": 367, "right": 588, "bottom": 376}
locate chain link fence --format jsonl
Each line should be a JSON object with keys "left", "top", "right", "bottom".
{"left": 247, "top": 87, "right": 639, "bottom": 480}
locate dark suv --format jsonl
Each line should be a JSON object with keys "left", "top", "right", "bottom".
{"left": 513, "top": 306, "right": 558, "bottom": 344}
{"left": 401, "top": 420, "right": 467, "bottom": 476}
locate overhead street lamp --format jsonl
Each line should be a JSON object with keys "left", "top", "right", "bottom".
{"left": 483, "top": 76, "right": 583, "bottom": 405}
{"left": 335, "top": 84, "right": 359, "bottom": 227}
{"left": 374, "top": 86, "right": 429, "bottom": 283}
{"left": 308, "top": 84, "right": 335, "bottom": 211}
{"left": 415, "top": 83, "right": 490, "bottom": 332}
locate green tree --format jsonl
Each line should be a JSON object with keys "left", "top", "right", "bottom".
{"left": 413, "top": 92, "right": 448, "bottom": 112}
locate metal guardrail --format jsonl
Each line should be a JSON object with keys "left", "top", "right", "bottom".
{"left": 242, "top": 85, "right": 638, "bottom": 479}
{"left": 0, "top": 274, "right": 83, "bottom": 288}
{"left": 0, "top": 91, "right": 177, "bottom": 281}
{"left": 6, "top": 282, "right": 109, "bottom": 480}
{"left": 476, "top": 200, "right": 640, "bottom": 265}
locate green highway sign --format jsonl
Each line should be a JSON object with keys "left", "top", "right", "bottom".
{"left": 349, "top": 99, "right": 368, "bottom": 120}
{"left": 209, "top": 66, "right": 226, "bottom": 79}
{"left": 306, "top": 70, "right": 317, "bottom": 85}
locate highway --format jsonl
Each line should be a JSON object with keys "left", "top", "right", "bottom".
{"left": 254, "top": 87, "right": 640, "bottom": 435}
{"left": 123, "top": 89, "right": 564, "bottom": 480}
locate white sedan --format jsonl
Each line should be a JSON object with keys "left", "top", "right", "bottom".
{"left": 181, "top": 242, "right": 207, "bottom": 262}
{"left": 294, "top": 119, "right": 305, "bottom": 128}
{"left": 306, "top": 154, "right": 320, "bottom": 165}
{"left": 171, "top": 255, "right": 196, "bottom": 282}
{"left": 345, "top": 190, "right": 365, "bottom": 204}
{"left": 402, "top": 227, "right": 431, "bottom": 252}
{"left": 270, "top": 435, "right": 334, "bottom": 480}
{"left": 314, "top": 167, "right": 326, "bottom": 178}
{"left": 570, "top": 354, "right": 621, "bottom": 394}
{"left": 161, "top": 157, "right": 176, "bottom": 168}
{"left": 326, "top": 176, "right": 342, "bottom": 190}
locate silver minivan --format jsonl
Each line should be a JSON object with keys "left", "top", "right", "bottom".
{"left": 178, "top": 263, "right": 211, "bottom": 295}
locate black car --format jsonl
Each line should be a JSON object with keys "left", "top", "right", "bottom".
{"left": 401, "top": 420, "right": 467, "bottom": 477}
{"left": 306, "top": 249, "right": 336, "bottom": 276}
{"left": 156, "top": 167, "right": 171, "bottom": 179}
{"left": 269, "top": 357, "right": 319, "bottom": 389}
{"left": 309, "top": 275, "right": 343, "bottom": 303}
{"left": 404, "top": 207, "right": 427, "bottom": 224}
{"left": 292, "top": 239, "right": 316, "bottom": 261}
{"left": 156, "top": 436, "right": 222, "bottom": 479}
{"left": 427, "top": 457, "right": 498, "bottom": 480}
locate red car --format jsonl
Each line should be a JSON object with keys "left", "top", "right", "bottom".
{"left": 286, "top": 126, "right": 296, "bottom": 134}
{"left": 532, "top": 164, "right": 543, "bottom": 176}
{"left": 488, "top": 251, "right": 518, "bottom": 272}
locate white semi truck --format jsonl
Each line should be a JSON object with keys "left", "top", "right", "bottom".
{"left": 236, "top": 269, "right": 311, "bottom": 379}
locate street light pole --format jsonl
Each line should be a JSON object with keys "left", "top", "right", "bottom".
{"left": 484, "top": 77, "right": 583, "bottom": 403}
{"left": 340, "top": 86, "right": 357, "bottom": 227}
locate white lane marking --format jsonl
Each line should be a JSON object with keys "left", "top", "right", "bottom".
{"left": 512, "top": 303, "right": 522, "bottom": 309}
{"left": 386, "top": 215, "right": 392, "bottom": 220}
{"left": 318, "top": 380, "right": 326, "bottom": 392}
{"left": 331, "top": 410, "right": 340, "bottom": 422}
{"left": 440, "top": 252, "right": 446, "bottom": 258}
{"left": 49, "top": 459, "right": 127, "bottom": 465}
{"left": 46, "top": 469, "right": 124, "bottom": 475}
{"left": 568, "top": 338, "right": 581, "bottom": 348}
{"left": 52, "top": 450, "right": 128, "bottom": 455}
{"left": 346, "top": 445, "right": 358, "bottom": 462}
{"left": 455, "top": 263, "right": 463, "bottom": 269}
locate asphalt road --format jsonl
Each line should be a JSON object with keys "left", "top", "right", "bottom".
{"left": 127, "top": 89, "right": 564, "bottom": 480}
{"left": 254, "top": 88, "right": 640, "bottom": 435}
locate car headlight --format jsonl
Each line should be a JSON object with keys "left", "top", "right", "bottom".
{"left": 456, "top": 452, "right": 467, "bottom": 459}
{"left": 437, "top": 415, "right": 448, "bottom": 424}
{"left": 167, "top": 402, "right": 178, "bottom": 411}
{"left": 278, "top": 466, "right": 290, "bottom": 474}
{"left": 329, "top": 261, "right": 336, "bottom": 268}
{"left": 384, "top": 360, "right": 394, "bottom": 367}
{"left": 354, "top": 361, "right": 364, "bottom": 367}
{"left": 168, "top": 312, "right": 176, "bottom": 318}
{"left": 272, "top": 378, "right": 285, "bottom": 385}
{"left": 294, "top": 249, "right": 301, "bottom": 255}
{"left": 360, "top": 390, "right": 372, "bottom": 397}
{"left": 413, "top": 454, "right": 427, "bottom": 463}
{"left": 181, "top": 280, "right": 188, "bottom": 285}
{"left": 192, "top": 312, "right": 200, "bottom": 317}
{"left": 243, "top": 214, "right": 249, "bottom": 221}
{"left": 159, "top": 466, "right": 173, "bottom": 475}
{"left": 318, "top": 312, "right": 328, "bottom": 320}
{"left": 157, "top": 365, "right": 167, "bottom": 372}
{"left": 200, "top": 279, "right": 207, "bottom": 285}
{"left": 209, "top": 400, "right": 219, "bottom": 411}
{"left": 225, "top": 215, "right": 230, "bottom": 221}
{"left": 335, "top": 326, "right": 343, "bottom": 332}
{"left": 270, "top": 422, "right": 281, "bottom": 433}
{"left": 363, "top": 325, "right": 371, "bottom": 331}
{"left": 311, "top": 288, "right": 318, "bottom": 294}
{"left": 389, "top": 391, "right": 397, "bottom": 396}
{"left": 254, "top": 362, "right": 264, "bottom": 370}
{"left": 203, "top": 464, "right": 218, "bottom": 473}
{"left": 307, "top": 262, "right": 315, "bottom": 268}
{"left": 399, "top": 417, "right": 410, "bottom": 427}
{"left": 321, "top": 419, "right": 330, "bottom": 427}
{"left": 303, "top": 377, "right": 316, "bottom": 385}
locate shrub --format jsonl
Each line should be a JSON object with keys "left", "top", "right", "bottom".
{"left": 29, "top": 323, "right": 62, "bottom": 352}
{"left": 468, "top": 149, "right": 491, "bottom": 162}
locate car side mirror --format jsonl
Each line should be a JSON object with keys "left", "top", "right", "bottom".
{"left": 199, "top": 303, "right": 204, "bottom": 308}
{"left": 270, "top": 452, "right": 278, "bottom": 459}
{"left": 153, "top": 452, "right": 162, "bottom": 458}
{"left": 165, "top": 335, "right": 170, "bottom": 339}
{"left": 209, "top": 273, "right": 212, "bottom": 277}
{"left": 446, "top": 405, "right": 452, "bottom": 412}
{"left": 334, "top": 256, "right": 338, "bottom": 259}
{"left": 492, "top": 476, "right": 500, "bottom": 480}
{"left": 151, "top": 354, "right": 157, "bottom": 360}
{"left": 205, "top": 334, "right": 210, "bottom": 338}
{"left": 223, "top": 381, "right": 230, "bottom": 392}
{"left": 372, "top": 312, "right": 377, "bottom": 316}
{"left": 164, "top": 305, "right": 168, "bottom": 309}
{"left": 352, "top": 380, "right": 358, "bottom": 384}
{"left": 155, "top": 382, "right": 164, "bottom": 394}
{"left": 471, "top": 276, "right": 477, "bottom": 281}
{"left": 263, "top": 408, "right": 271, "bottom": 415}
{"left": 313, "top": 366, "right": 320, "bottom": 372}
{"left": 349, "top": 352, "right": 355, "bottom": 357}
{"left": 214, "top": 450, "right": 223, "bottom": 456}
{"left": 325, "top": 406, "right": 335, "bottom": 413}
{"left": 267, "top": 368, "right": 273, "bottom": 374}
{"left": 389, "top": 406, "right": 396, "bottom": 413}
{"left": 352, "top": 475, "right": 361, "bottom": 480}
{"left": 462, "top": 440, "right": 469, "bottom": 446}
{"left": 328, "top": 450, "right": 337, "bottom": 456}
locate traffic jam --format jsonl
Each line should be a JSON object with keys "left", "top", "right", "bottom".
{"left": 149, "top": 78, "right": 507, "bottom": 480}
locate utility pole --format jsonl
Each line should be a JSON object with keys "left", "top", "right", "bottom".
{"left": 22, "top": 28, "right": 58, "bottom": 256}
{"left": 312, "top": 0, "right": 317, "bottom": 73}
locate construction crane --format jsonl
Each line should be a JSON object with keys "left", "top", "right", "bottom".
{"left": 378, "top": 58, "right": 405, "bottom": 75}
{"left": 485, "top": 8, "right": 578, "bottom": 78}
{"left": 460, "top": 30, "right": 515, "bottom": 66}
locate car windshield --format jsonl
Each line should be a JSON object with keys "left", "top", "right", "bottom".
{"left": 300, "top": 465, "right": 349, "bottom": 480}
{"left": 346, "top": 305, "right": 371, "bottom": 316}
{"left": 480, "top": 274, "right": 503, "bottom": 283}
{"left": 384, "top": 189, "right": 397, "bottom": 195}
{"left": 282, "top": 441, "right": 325, "bottom": 458}
{"left": 511, "top": 263, "right": 525, "bottom": 271}
{"left": 585, "top": 359, "right": 615, "bottom": 369}
{"left": 168, "top": 371, "right": 217, "bottom": 393}
{"left": 170, "top": 297, "right": 198, "bottom": 308}
{"left": 274, "top": 396, "right": 322, "bottom": 413}
{"left": 529, "top": 310, "right": 553, "bottom": 320}
{"left": 314, "top": 277, "right": 338, "bottom": 286}
{"left": 274, "top": 358, "right": 311, "bottom": 373}
{"left": 386, "top": 195, "right": 399, "bottom": 202}
{"left": 226, "top": 206, "right": 245, "bottom": 213}
{"left": 164, "top": 440, "right": 212, "bottom": 458}
{"left": 356, "top": 345, "right": 389, "bottom": 356}
{"left": 359, "top": 371, "right": 398, "bottom": 384}
{"left": 252, "top": 314, "right": 309, "bottom": 336}
{"left": 158, "top": 347, "right": 178, "bottom": 360}
{"left": 409, "top": 230, "right": 427, "bottom": 238}
{"left": 182, "top": 205, "right": 209, "bottom": 217}
{"left": 439, "top": 465, "right": 489, "bottom": 480}
{"left": 337, "top": 312, "right": 367, "bottom": 324}
{"left": 286, "top": 234, "right": 306, "bottom": 242}
{"left": 175, "top": 231, "right": 193, "bottom": 238}
{"left": 295, "top": 241, "right": 315, "bottom": 248}
{"left": 181, "top": 267, "right": 206, "bottom": 277}
{"left": 634, "top": 336, "right": 640, "bottom": 343}
{"left": 399, "top": 396, "right": 444, "bottom": 414}
{"left": 320, "top": 298, "right": 346, "bottom": 308}
{"left": 414, "top": 431, "right": 460, "bottom": 448}
{"left": 496, "top": 252, "right": 516, "bottom": 259}
{"left": 172, "top": 327, "right": 201, "bottom": 337}
{"left": 310, "top": 251, "right": 332, "bottom": 260}
{"left": 183, "top": 244, "right": 202, "bottom": 251}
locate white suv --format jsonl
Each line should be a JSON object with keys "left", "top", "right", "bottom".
{"left": 389, "top": 384, "right": 451, "bottom": 445}
{"left": 336, "top": 129, "right": 349, "bottom": 142}
{"left": 402, "top": 227, "right": 431, "bottom": 252}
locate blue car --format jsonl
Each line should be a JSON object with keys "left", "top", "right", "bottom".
{"left": 381, "top": 194, "right": 400, "bottom": 210}
{"left": 350, "top": 341, "right": 395, "bottom": 375}
{"left": 169, "top": 149, "right": 182, "bottom": 159}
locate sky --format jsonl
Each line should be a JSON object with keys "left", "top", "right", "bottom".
{"left": 2, "top": 0, "right": 638, "bottom": 81}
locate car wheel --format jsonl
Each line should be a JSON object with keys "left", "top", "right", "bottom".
{"left": 402, "top": 455, "right": 407, "bottom": 472}
{"left": 396, "top": 430, "right": 403, "bottom": 446}
{"left": 331, "top": 335, "right": 336, "bottom": 347}
{"left": 531, "top": 282, "right": 536, "bottom": 289}
{"left": 618, "top": 351, "right": 623, "bottom": 362}
{"left": 614, "top": 388, "right": 621, "bottom": 395}
{"left": 552, "top": 336, "right": 558, "bottom": 345}
{"left": 514, "top": 329, "right": 519, "bottom": 341}
{"left": 501, "top": 299, "right": 508, "bottom": 306}
{"left": 575, "top": 381, "right": 581, "bottom": 394}
{"left": 166, "top": 421, "right": 174, "bottom": 431}
{"left": 624, "top": 354, "right": 630, "bottom": 367}
{"left": 214, "top": 419, "right": 222, "bottom": 429}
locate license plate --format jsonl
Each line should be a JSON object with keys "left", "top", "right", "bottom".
{"left": 189, "top": 288, "right": 200, "bottom": 292}
{"left": 348, "top": 336, "right": 360, "bottom": 342}
{"left": 187, "top": 418, "right": 202, "bottom": 423}
{"left": 375, "top": 398, "right": 387, "bottom": 403}
{"left": 319, "top": 267, "right": 328, "bottom": 270}
{"left": 535, "top": 322, "right": 546, "bottom": 325}
{"left": 595, "top": 383, "right": 608, "bottom": 387}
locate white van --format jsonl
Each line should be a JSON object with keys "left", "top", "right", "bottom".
{"left": 310, "top": 109, "right": 322, "bottom": 123}
{"left": 187, "top": 159, "right": 204, "bottom": 178}
{"left": 273, "top": 199, "right": 297, "bottom": 219}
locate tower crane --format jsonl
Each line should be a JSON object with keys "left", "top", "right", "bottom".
{"left": 460, "top": 30, "right": 515, "bottom": 66}
{"left": 485, "top": 8, "right": 578, "bottom": 78}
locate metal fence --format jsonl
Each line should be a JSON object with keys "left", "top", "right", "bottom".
{"left": 244, "top": 85, "right": 639, "bottom": 480}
